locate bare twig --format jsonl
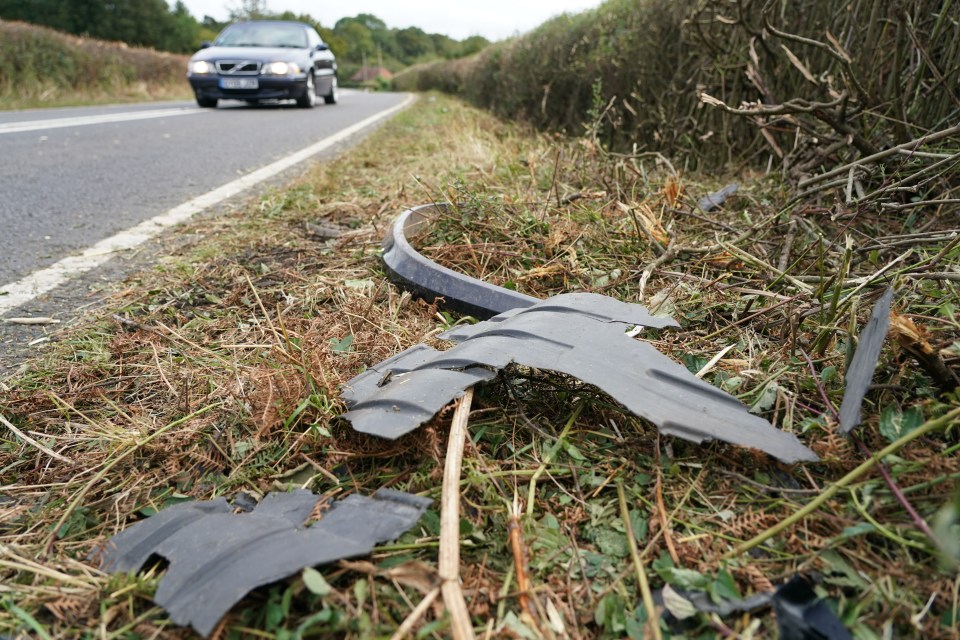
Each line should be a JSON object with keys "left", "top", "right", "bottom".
{"left": 0, "top": 414, "right": 71, "bottom": 464}
{"left": 777, "top": 218, "right": 798, "bottom": 272}
{"left": 440, "top": 389, "right": 476, "bottom": 640}
{"left": 507, "top": 496, "right": 540, "bottom": 629}
{"left": 390, "top": 587, "right": 441, "bottom": 640}
{"left": 798, "top": 123, "right": 960, "bottom": 188}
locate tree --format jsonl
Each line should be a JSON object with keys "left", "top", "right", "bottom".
{"left": 395, "top": 27, "right": 434, "bottom": 60}
{"left": 228, "top": 0, "right": 270, "bottom": 20}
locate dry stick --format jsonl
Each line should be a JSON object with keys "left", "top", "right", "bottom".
{"left": 507, "top": 497, "right": 540, "bottom": 631}
{"left": 43, "top": 402, "right": 222, "bottom": 554}
{"left": 724, "top": 406, "right": 960, "bottom": 560}
{"left": 777, "top": 218, "right": 798, "bottom": 273}
{"left": 0, "top": 414, "right": 71, "bottom": 464}
{"left": 653, "top": 436, "right": 680, "bottom": 565}
{"left": 439, "top": 388, "right": 476, "bottom": 640}
{"left": 617, "top": 481, "right": 663, "bottom": 640}
{"left": 389, "top": 586, "right": 441, "bottom": 640}
{"left": 797, "top": 123, "right": 960, "bottom": 188}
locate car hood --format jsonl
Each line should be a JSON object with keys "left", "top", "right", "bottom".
{"left": 190, "top": 46, "right": 308, "bottom": 62}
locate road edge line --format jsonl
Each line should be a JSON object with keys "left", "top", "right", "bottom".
{"left": 0, "top": 93, "right": 415, "bottom": 315}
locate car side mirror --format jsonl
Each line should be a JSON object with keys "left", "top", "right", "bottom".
{"left": 315, "top": 43, "right": 330, "bottom": 51}
{"left": 200, "top": 41, "right": 212, "bottom": 49}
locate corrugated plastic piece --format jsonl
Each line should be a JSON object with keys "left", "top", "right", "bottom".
{"left": 381, "top": 203, "right": 539, "bottom": 319}
{"left": 838, "top": 287, "right": 894, "bottom": 434}
{"left": 97, "top": 489, "right": 431, "bottom": 637}
{"left": 342, "top": 292, "right": 817, "bottom": 463}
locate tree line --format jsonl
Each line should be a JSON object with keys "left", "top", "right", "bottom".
{"left": 0, "top": 0, "right": 490, "bottom": 70}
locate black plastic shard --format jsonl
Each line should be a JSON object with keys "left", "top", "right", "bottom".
{"left": 342, "top": 292, "right": 818, "bottom": 463}
{"left": 839, "top": 287, "right": 894, "bottom": 434}
{"left": 97, "top": 489, "right": 431, "bottom": 637}
{"left": 657, "top": 574, "right": 852, "bottom": 640}
{"left": 381, "top": 204, "right": 539, "bottom": 319}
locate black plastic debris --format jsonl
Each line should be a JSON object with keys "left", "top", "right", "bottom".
{"left": 772, "top": 575, "right": 853, "bottom": 640}
{"left": 381, "top": 204, "right": 539, "bottom": 319}
{"left": 342, "top": 292, "right": 817, "bottom": 463}
{"left": 97, "top": 488, "right": 431, "bottom": 637}
{"left": 839, "top": 287, "right": 894, "bottom": 434}
{"left": 658, "top": 575, "right": 852, "bottom": 640}
{"left": 697, "top": 183, "right": 739, "bottom": 211}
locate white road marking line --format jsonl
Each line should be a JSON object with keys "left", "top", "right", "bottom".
{"left": 0, "top": 107, "right": 203, "bottom": 135}
{"left": 0, "top": 94, "right": 415, "bottom": 315}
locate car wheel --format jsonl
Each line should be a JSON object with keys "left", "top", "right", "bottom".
{"left": 323, "top": 76, "right": 338, "bottom": 105}
{"left": 196, "top": 96, "right": 218, "bottom": 108}
{"left": 296, "top": 73, "right": 316, "bottom": 108}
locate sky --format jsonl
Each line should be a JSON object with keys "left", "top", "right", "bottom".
{"left": 177, "top": 0, "right": 606, "bottom": 41}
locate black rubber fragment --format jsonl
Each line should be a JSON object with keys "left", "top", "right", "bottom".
{"left": 342, "top": 292, "right": 817, "bottom": 463}
{"left": 657, "top": 574, "right": 851, "bottom": 639}
{"left": 381, "top": 204, "right": 539, "bottom": 319}
{"left": 772, "top": 575, "right": 853, "bottom": 640}
{"left": 838, "top": 287, "right": 894, "bottom": 434}
{"left": 97, "top": 489, "right": 431, "bottom": 637}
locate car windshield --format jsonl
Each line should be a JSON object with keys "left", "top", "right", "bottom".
{"left": 215, "top": 22, "right": 308, "bottom": 48}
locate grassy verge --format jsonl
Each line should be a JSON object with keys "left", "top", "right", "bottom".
{"left": 1, "top": 93, "right": 958, "bottom": 638}
{"left": 0, "top": 20, "right": 190, "bottom": 110}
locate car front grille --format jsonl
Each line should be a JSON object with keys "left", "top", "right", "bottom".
{"left": 215, "top": 60, "right": 261, "bottom": 75}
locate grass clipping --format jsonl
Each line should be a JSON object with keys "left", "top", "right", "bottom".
{"left": 2, "top": 94, "right": 959, "bottom": 638}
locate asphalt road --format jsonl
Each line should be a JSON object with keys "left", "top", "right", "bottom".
{"left": 0, "top": 90, "right": 408, "bottom": 304}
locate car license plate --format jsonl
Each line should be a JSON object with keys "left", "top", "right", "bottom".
{"left": 220, "top": 78, "right": 258, "bottom": 90}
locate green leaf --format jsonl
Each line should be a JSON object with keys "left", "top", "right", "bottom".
{"left": 329, "top": 334, "right": 354, "bottom": 353}
{"left": 592, "top": 528, "right": 630, "bottom": 558}
{"left": 721, "top": 375, "right": 743, "bottom": 392}
{"left": 661, "top": 584, "right": 698, "bottom": 620}
{"left": 710, "top": 569, "right": 741, "bottom": 602}
{"left": 353, "top": 577, "right": 369, "bottom": 607}
{"left": 629, "top": 509, "right": 648, "bottom": 542}
{"left": 563, "top": 441, "right": 586, "bottom": 461}
{"left": 302, "top": 567, "right": 332, "bottom": 596}
{"left": 749, "top": 381, "right": 780, "bottom": 413}
{"left": 879, "top": 405, "right": 924, "bottom": 442}
{"left": 594, "top": 593, "right": 627, "bottom": 632}
{"left": 838, "top": 522, "right": 875, "bottom": 540}
{"left": 658, "top": 566, "right": 710, "bottom": 591}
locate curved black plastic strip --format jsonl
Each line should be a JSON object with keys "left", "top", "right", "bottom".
{"left": 381, "top": 203, "right": 539, "bottom": 319}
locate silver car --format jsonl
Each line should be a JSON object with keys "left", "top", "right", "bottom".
{"left": 187, "top": 21, "right": 338, "bottom": 109}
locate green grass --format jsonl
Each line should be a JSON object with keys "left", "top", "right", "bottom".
{"left": 1, "top": 93, "right": 958, "bottom": 638}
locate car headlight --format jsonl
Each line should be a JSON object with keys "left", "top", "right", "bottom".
{"left": 189, "top": 60, "right": 216, "bottom": 75}
{"left": 261, "top": 61, "right": 301, "bottom": 76}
